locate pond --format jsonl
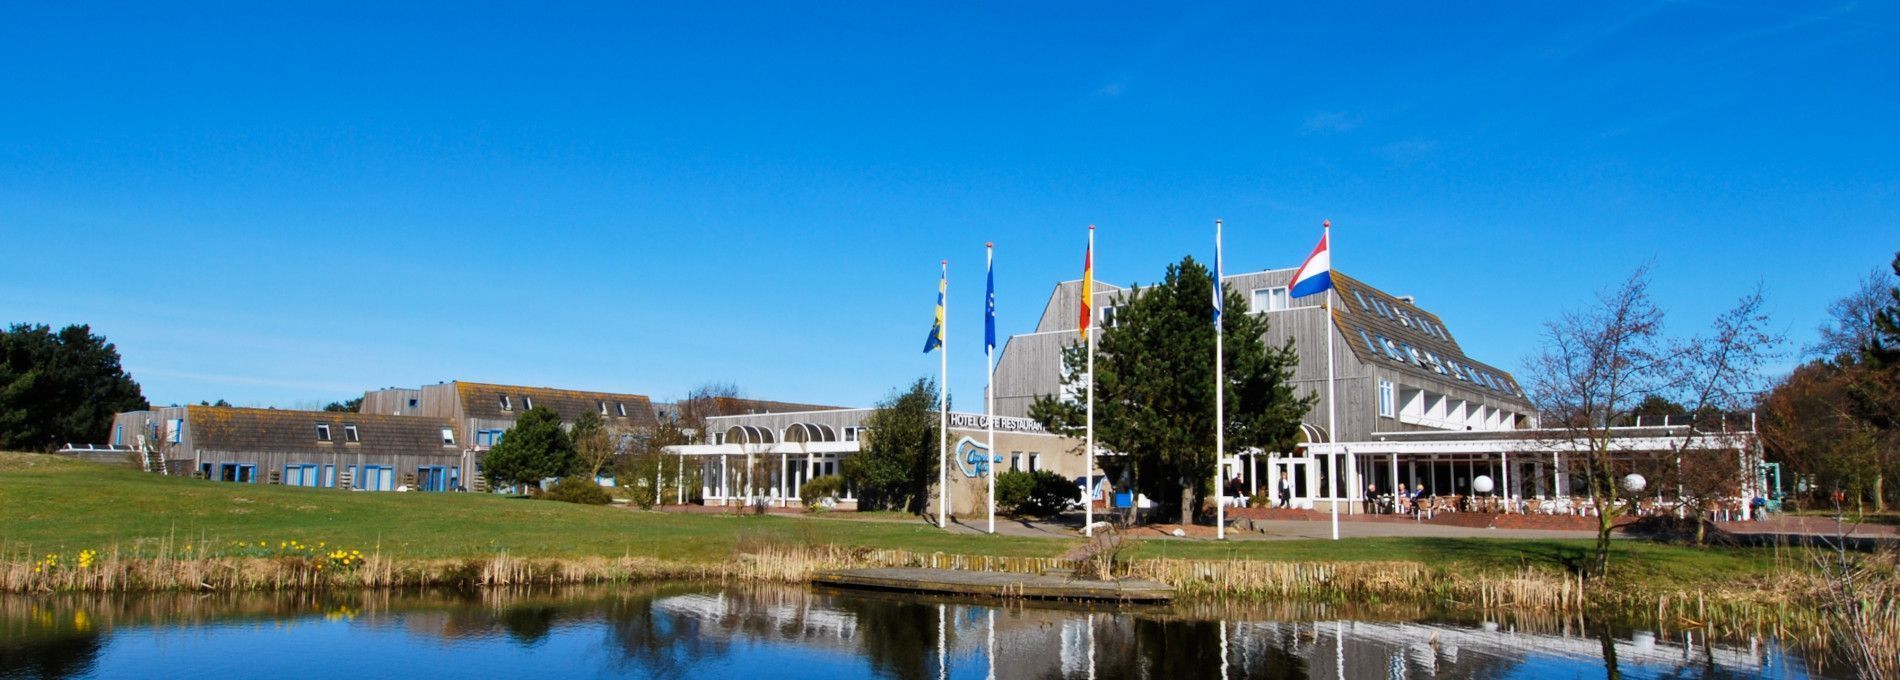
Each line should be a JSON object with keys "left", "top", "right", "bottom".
{"left": 0, "top": 584, "right": 1837, "bottom": 679}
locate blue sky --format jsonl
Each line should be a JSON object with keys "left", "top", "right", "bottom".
{"left": 2, "top": 2, "right": 1895, "bottom": 410}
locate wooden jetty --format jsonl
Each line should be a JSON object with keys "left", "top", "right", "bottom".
{"left": 812, "top": 568, "right": 1174, "bottom": 603}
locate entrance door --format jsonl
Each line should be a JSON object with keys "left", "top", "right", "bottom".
{"left": 1273, "top": 459, "right": 1311, "bottom": 508}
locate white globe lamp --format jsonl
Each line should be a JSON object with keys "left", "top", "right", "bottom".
{"left": 1471, "top": 475, "right": 1495, "bottom": 494}
{"left": 1622, "top": 473, "right": 1647, "bottom": 494}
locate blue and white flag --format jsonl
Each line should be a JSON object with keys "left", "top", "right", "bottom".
{"left": 1289, "top": 230, "right": 1332, "bottom": 298}
{"left": 1212, "top": 223, "right": 1224, "bottom": 327}
{"left": 984, "top": 244, "right": 996, "bottom": 354}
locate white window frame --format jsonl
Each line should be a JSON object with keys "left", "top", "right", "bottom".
{"left": 1250, "top": 286, "right": 1291, "bottom": 313}
{"left": 343, "top": 424, "right": 360, "bottom": 443}
{"left": 1378, "top": 380, "right": 1395, "bottom": 418}
{"left": 616, "top": 402, "right": 628, "bottom": 417}
{"left": 499, "top": 395, "right": 512, "bottom": 411}
{"left": 1099, "top": 305, "right": 1119, "bottom": 328}
{"left": 441, "top": 428, "right": 456, "bottom": 446}
{"left": 522, "top": 396, "right": 533, "bottom": 410}
{"left": 598, "top": 401, "right": 608, "bottom": 415}
{"left": 315, "top": 423, "right": 332, "bottom": 442}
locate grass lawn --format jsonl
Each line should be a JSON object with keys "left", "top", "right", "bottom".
{"left": 0, "top": 453, "right": 1069, "bottom": 562}
{"left": 0, "top": 453, "right": 1788, "bottom": 588}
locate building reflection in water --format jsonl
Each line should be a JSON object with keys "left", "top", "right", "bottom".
{"left": 0, "top": 586, "right": 1820, "bottom": 679}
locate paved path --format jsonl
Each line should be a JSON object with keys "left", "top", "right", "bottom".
{"left": 942, "top": 514, "right": 1600, "bottom": 541}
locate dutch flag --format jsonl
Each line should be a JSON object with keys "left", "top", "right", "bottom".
{"left": 1289, "top": 229, "right": 1332, "bottom": 298}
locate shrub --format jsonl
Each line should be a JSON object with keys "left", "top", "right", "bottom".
{"left": 995, "top": 470, "right": 1077, "bottom": 518}
{"left": 543, "top": 476, "right": 612, "bottom": 505}
{"left": 800, "top": 475, "right": 844, "bottom": 510}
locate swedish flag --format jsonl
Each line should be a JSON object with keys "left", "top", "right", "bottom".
{"left": 923, "top": 268, "right": 945, "bottom": 353}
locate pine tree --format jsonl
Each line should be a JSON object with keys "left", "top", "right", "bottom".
{"left": 0, "top": 323, "right": 149, "bottom": 451}
{"left": 1031, "top": 256, "right": 1312, "bottom": 525}
{"left": 480, "top": 406, "right": 576, "bottom": 492}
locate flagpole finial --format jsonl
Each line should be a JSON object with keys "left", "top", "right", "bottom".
{"left": 941, "top": 259, "right": 948, "bottom": 265}
{"left": 986, "top": 242, "right": 992, "bottom": 248}
{"left": 1088, "top": 224, "right": 1095, "bottom": 231}
{"left": 1323, "top": 219, "right": 1331, "bottom": 229}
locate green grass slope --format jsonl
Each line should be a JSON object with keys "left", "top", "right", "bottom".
{"left": 0, "top": 452, "right": 1783, "bottom": 590}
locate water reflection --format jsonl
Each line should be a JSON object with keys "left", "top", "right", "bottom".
{"left": 0, "top": 586, "right": 1833, "bottom": 679}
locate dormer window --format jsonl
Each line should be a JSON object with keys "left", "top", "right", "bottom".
{"left": 316, "top": 423, "right": 332, "bottom": 441}
{"left": 344, "top": 424, "right": 360, "bottom": 442}
{"left": 441, "top": 428, "right": 455, "bottom": 445}
{"left": 499, "top": 396, "right": 512, "bottom": 411}
{"left": 522, "top": 396, "right": 533, "bottom": 410}
{"left": 616, "top": 402, "right": 628, "bottom": 417}
{"left": 598, "top": 401, "right": 608, "bottom": 415}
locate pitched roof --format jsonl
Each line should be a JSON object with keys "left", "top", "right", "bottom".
{"left": 186, "top": 406, "right": 458, "bottom": 457}
{"left": 1329, "top": 272, "right": 1529, "bottom": 403}
{"left": 454, "top": 382, "right": 659, "bottom": 429}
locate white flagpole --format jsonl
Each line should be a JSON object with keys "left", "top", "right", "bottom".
{"left": 939, "top": 259, "right": 950, "bottom": 530}
{"left": 1084, "top": 225, "right": 1096, "bottom": 537}
{"left": 1214, "top": 219, "right": 1226, "bottom": 541}
{"left": 986, "top": 243, "right": 997, "bottom": 535}
{"left": 1325, "top": 219, "right": 1340, "bottom": 541}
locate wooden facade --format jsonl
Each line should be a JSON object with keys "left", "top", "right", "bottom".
{"left": 110, "top": 406, "right": 467, "bottom": 491}
{"left": 990, "top": 268, "right": 1535, "bottom": 443}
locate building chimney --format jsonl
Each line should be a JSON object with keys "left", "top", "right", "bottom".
{"left": 1398, "top": 295, "right": 1417, "bottom": 304}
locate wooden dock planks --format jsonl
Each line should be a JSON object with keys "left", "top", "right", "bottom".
{"left": 812, "top": 567, "right": 1174, "bottom": 603}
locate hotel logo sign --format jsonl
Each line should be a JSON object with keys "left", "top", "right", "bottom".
{"left": 948, "top": 413, "right": 1048, "bottom": 434}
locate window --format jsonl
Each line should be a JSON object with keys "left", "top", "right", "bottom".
{"left": 114, "top": 425, "right": 124, "bottom": 445}
{"left": 499, "top": 395, "right": 512, "bottom": 411}
{"left": 1357, "top": 327, "right": 1377, "bottom": 354}
{"left": 1353, "top": 289, "right": 1371, "bottom": 312}
{"left": 1378, "top": 380, "right": 1395, "bottom": 418}
{"left": 284, "top": 464, "right": 322, "bottom": 488}
{"left": 323, "top": 464, "right": 336, "bottom": 488}
{"left": 522, "top": 396, "right": 534, "bottom": 410}
{"left": 168, "top": 418, "right": 184, "bottom": 443}
{"left": 476, "top": 429, "right": 505, "bottom": 446}
{"left": 343, "top": 424, "right": 360, "bottom": 443}
{"left": 1373, "top": 298, "right": 1393, "bottom": 319}
{"left": 441, "top": 428, "right": 456, "bottom": 446}
{"left": 1378, "top": 336, "right": 1404, "bottom": 362}
{"left": 1251, "top": 286, "right": 1290, "bottom": 312}
{"left": 1099, "top": 305, "right": 1119, "bottom": 328}
{"left": 1027, "top": 453, "right": 1042, "bottom": 472}
{"left": 315, "top": 423, "right": 332, "bottom": 441}
{"left": 598, "top": 401, "right": 608, "bottom": 415}
{"left": 1424, "top": 351, "right": 1447, "bottom": 374}
{"left": 1395, "top": 309, "right": 1413, "bottom": 327}
{"left": 616, "top": 402, "right": 628, "bottom": 417}
{"left": 843, "top": 427, "right": 860, "bottom": 442}
{"left": 407, "top": 398, "right": 419, "bottom": 408}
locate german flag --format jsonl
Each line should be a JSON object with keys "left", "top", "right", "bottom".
{"left": 1079, "top": 226, "right": 1094, "bottom": 340}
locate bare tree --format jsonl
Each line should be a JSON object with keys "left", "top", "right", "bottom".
{"left": 672, "top": 382, "right": 743, "bottom": 444}
{"left": 1662, "top": 288, "right": 1784, "bottom": 543}
{"left": 1811, "top": 268, "right": 1890, "bottom": 361}
{"left": 619, "top": 418, "right": 690, "bottom": 509}
{"left": 573, "top": 412, "right": 617, "bottom": 478}
{"left": 1525, "top": 268, "right": 1670, "bottom": 577}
